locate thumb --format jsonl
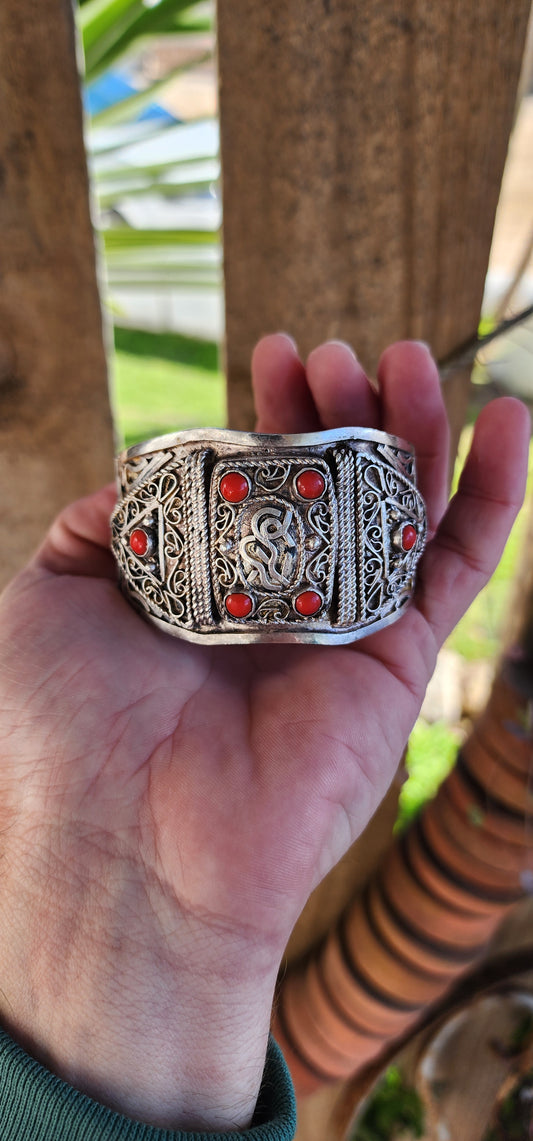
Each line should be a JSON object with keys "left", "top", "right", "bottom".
{"left": 34, "top": 484, "right": 117, "bottom": 578}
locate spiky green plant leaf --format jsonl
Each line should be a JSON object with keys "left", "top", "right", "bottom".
{"left": 81, "top": 0, "right": 210, "bottom": 79}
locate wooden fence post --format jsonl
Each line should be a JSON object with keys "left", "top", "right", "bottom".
{"left": 217, "top": 0, "right": 531, "bottom": 457}
{"left": 0, "top": 0, "right": 114, "bottom": 589}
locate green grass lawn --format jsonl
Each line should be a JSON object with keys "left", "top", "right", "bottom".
{"left": 112, "top": 327, "right": 226, "bottom": 448}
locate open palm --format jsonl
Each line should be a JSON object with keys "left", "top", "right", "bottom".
{"left": 0, "top": 336, "right": 527, "bottom": 1130}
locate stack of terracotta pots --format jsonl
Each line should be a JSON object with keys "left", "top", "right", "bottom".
{"left": 273, "top": 667, "right": 533, "bottom": 1095}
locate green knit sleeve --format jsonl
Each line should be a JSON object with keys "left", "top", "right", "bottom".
{"left": 0, "top": 1029, "right": 296, "bottom": 1141}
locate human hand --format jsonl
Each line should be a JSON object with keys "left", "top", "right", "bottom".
{"left": 0, "top": 337, "right": 527, "bottom": 1131}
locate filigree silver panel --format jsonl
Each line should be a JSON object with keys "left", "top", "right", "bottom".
{"left": 209, "top": 455, "right": 337, "bottom": 628}
{"left": 112, "top": 448, "right": 211, "bottom": 629}
{"left": 357, "top": 445, "right": 427, "bottom": 625}
{"left": 111, "top": 427, "right": 427, "bottom": 644}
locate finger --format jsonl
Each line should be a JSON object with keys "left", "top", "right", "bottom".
{"left": 34, "top": 484, "right": 118, "bottom": 578}
{"left": 416, "top": 397, "right": 530, "bottom": 648}
{"left": 305, "top": 340, "right": 381, "bottom": 429}
{"left": 378, "top": 341, "right": 449, "bottom": 534}
{"left": 252, "top": 333, "right": 320, "bottom": 433}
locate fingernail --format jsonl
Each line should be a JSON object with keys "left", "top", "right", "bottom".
{"left": 412, "top": 340, "right": 432, "bottom": 354}
{"left": 276, "top": 332, "right": 299, "bottom": 353}
{"left": 326, "top": 339, "right": 358, "bottom": 359}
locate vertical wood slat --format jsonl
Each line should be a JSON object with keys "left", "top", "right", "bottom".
{"left": 0, "top": 0, "right": 114, "bottom": 589}
{"left": 218, "top": 0, "right": 531, "bottom": 447}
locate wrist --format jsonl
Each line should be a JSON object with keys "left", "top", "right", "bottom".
{"left": 0, "top": 833, "right": 279, "bottom": 1131}
{"left": 0, "top": 1027, "right": 297, "bottom": 1141}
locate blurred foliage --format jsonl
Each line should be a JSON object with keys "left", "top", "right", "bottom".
{"left": 76, "top": 0, "right": 221, "bottom": 314}
{"left": 352, "top": 1067, "right": 425, "bottom": 1141}
{"left": 79, "top": 0, "right": 212, "bottom": 81}
{"left": 484, "top": 1068, "right": 533, "bottom": 1141}
{"left": 396, "top": 720, "right": 460, "bottom": 831}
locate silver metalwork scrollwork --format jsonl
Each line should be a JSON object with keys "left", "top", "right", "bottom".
{"left": 113, "top": 426, "right": 426, "bottom": 644}
{"left": 254, "top": 461, "right": 292, "bottom": 492}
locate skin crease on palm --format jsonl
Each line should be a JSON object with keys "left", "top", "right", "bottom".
{"left": 0, "top": 336, "right": 528, "bottom": 1131}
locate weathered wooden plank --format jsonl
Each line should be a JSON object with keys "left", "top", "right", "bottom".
{"left": 218, "top": 0, "right": 531, "bottom": 448}
{"left": 0, "top": 0, "right": 114, "bottom": 588}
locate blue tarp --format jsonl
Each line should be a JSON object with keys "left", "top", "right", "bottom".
{"left": 85, "top": 72, "right": 176, "bottom": 123}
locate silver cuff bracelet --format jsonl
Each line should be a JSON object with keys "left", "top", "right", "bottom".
{"left": 111, "top": 427, "right": 427, "bottom": 645}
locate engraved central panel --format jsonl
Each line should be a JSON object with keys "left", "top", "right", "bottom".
{"left": 237, "top": 497, "right": 304, "bottom": 592}
{"left": 209, "top": 455, "right": 338, "bottom": 625}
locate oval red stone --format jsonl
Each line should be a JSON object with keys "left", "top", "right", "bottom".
{"left": 219, "top": 471, "right": 250, "bottom": 503}
{"left": 130, "top": 529, "right": 149, "bottom": 556}
{"left": 401, "top": 524, "right": 417, "bottom": 552}
{"left": 296, "top": 469, "right": 325, "bottom": 500}
{"left": 294, "top": 590, "right": 322, "bottom": 616}
{"left": 225, "top": 592, "right": 253, "bottom": 618}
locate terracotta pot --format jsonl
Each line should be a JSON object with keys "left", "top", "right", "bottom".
{"left": 304, "top": 956, "right": 385, "bottom": 1056}
{"left": 488, "top": 673, "right": 530, "bottom": 721}
{"left": 446, "top": 759, "right": 533, "bottom": 848}
{"left": 367, "top": 878, "right": 476, "bottom": 979}
{"left": 279, "top": 969, "right": 374, "bottom": 1077}
{"left": 407, "top": 821, "right": 513, "bottom": 915}
{"left": 475, "top": 710, "right": 532, "bottom": 778}
{"left": 434, "top": 782, "right": 530, "bottom": 877}
{"left": 384, "top": 842, "right": 501, "bottom": 948}
{"left": 271, "top": 1007, "right": 323, "bottom": 1097}
{"left": 475, "top": 674, "right": 533, "bottom": 775}
{"left": 320, "top": 927, "right": 416, "bottom": 1037}
{"left": 344, "top": 892, "right": 455, "bottom": 1005}
{"left": 461, "top": 733, "right": 533, "bottom": 815}
{"left": 423, "top": 796, "right": 525, "bottom": 893}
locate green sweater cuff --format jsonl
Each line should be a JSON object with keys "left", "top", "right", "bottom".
{"left": 0, "top": 1029, "right": 296, "bottom": 1141}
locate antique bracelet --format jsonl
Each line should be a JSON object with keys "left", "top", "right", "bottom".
{"left": 111, "top": 427, "right": 427, "bottom": 645}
